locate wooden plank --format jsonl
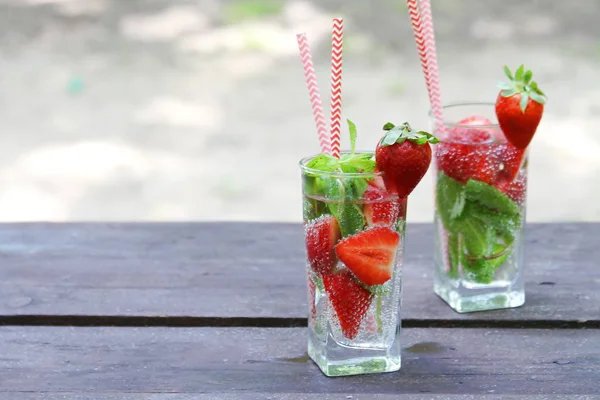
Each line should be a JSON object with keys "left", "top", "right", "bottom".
{"left": 0, "top": 223, "right": 598, "bottom": 324}
{"left": 0, "top": 396, "right": 596, "bottom": 400}
{"left": 1, "top": 327, "right": 599, "bottom": 395}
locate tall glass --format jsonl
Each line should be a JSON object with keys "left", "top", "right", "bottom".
{"left": 300, "top": 153, "right": 406, "bottom": 376}
{"left": 431, "top": 103, "right": 527, "bottom": 313}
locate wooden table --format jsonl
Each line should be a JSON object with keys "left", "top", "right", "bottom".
{"left": 1, "top": 223, "right": 599, "bottom": 399}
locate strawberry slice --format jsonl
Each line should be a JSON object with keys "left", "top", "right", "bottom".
{"left": 307, "top": 277, "right": 317, "bottom": 323}
{"left": 497, "top": 141, "right": 526, "bottom": 183}
{"left": 497, "top": 174, "right": 527, "bottom": 205}
{"left": 335, "top": 226, "right": 400, "bottom": 286}
{"left": 305, "top": 216, "right": 341, "bottom": 276}
{"left": 368, "top": 169, "right": 386, "bottom": 191}
{"left": 363, "top": 186, "right": 401, "bottom": 227}
{"left": 323, "top": 270, "right": 374, "bottom": 339}
{"left": 435, "top": 116, "right": 498, "bottom": 185}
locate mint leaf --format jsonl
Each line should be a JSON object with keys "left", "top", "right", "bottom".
{"left": 345, "top": 153, "right": 376, "bottom": 172}
{"left": 464, "top": 179, "right": 520, "bottom": 215}
{"left": 347, "top": 119, "right": 357, "bottom": 155}
{"left": 459, "top": 216, "right": 493, "bottom": 257}
{"left": 306, "top": 153, "right": 339, "bottom": 173}
{"left": 349, "top": 177, "right": 368, "bottom": 199}
{"left": 447, "top": 231, "right": 459, "bottom": 279}
{"left": 362, "top": 283, "right": 390, "bottom": 296}
{"left": 336, "top": 202, "right": 364, "bottom": 237}
{"left": 462, "top": 201, "right": 521, "bottom": 246}
{"left": 340, "top": 163, "right": 359, "bottom": 174}
{"left": 325, "top": 178, "right": 365, "bottom": 237}
{"left": 303, "top": 196, "right": 326, "bottom": 220}
{"left": 436, "top": 172, "right": 466, "bottom": 232}
{"left": 461, "top": 243, "right": 511, "bottom": 284}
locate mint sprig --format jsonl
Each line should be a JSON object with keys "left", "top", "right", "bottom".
{"left": 380, "top": 122, "right": 439, "bottom": 146}
{"left": 436, "top": 172, "right": 522, "bottom": 283}
{"left": 303, "top": 119, "right": 376, "bottom": 236}
{"left": 305, "top": 120, "right": 377, "bottom": 175}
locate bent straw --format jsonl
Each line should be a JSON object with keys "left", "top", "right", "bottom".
{"left": 296, "top": 33, "right": 331, "bottom": 154}
{"left": 406, "top": 0, "right": 445, "bottom": 129}
{"left": 329, "top": 18, "right": 344, "bottom": 158}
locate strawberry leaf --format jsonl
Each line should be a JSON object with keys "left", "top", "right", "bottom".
{"left": 503, "top": 65, "right": 514, "bottom": 80}
{"left": 382, "top": 122, "right": 395, "bottom": 130}
{"left": 529, "top": 91, "right": 546, "bottom": 105}
{"left": 501, "top": 89, "right": 517, "bottom": 97}
{"left": 499, "top": 65, "right": 547, "bottom": 105}
{"left": 380, "top": 124, "right": 438, "bottom": 147}
{"left": 519, "top": 93, "right": 529, "bottom": 113}
{"left": 515, "top": 64, "right": 525, "bottom": 80}
{"left": 382, "top": 129, "right": 401, "bottom": 145}
{"left": 530, "top": 81, "right": 546, "bottom": 97}
{"left": 524, "top": 69, "right": 533, "bottom": 84}
{"left": 347, "top": 119, "right": 357, "bottom": 155}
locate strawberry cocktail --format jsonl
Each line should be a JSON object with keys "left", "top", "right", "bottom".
{"left": 432, "top": 66, "right": 545, "bottom": 313}
{"left": 301, "top": 121, "right": 436, "bottom": 376}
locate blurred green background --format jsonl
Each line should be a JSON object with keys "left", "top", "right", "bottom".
{"left": 0, "top": 0, "right": 597, "bottom": 222}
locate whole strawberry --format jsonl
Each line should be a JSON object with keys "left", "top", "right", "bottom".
{"left": 495, "top": 65, "right": 546, "bottom": 150}
{"left": 375, "top": 122, "right": 438, "bottom": 198}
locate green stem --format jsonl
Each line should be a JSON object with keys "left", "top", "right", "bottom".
{"left": 376, "top": 295, "right": 383, "bottom": 334}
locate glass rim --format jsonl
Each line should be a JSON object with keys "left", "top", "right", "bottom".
{"left": 299, "top": 151, "right": 384, "bottom": 178}
{"left": 428, "top": 102, "right": 500, "bottom": 129}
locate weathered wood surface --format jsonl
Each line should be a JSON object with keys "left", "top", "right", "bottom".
{"left": 0, "top": 223, "right": 598, "bottom": 325}
{"left": 2, "top": 327, "right": 599, "bottom": 395}
{"left": 0, "top": 396, "right": 596, "bottom": 400}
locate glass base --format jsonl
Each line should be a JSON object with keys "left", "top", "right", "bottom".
{"left": 434, "top": 280, "right": 525, "bottom": 313}
{"left": 308, "top": 329, "right": 401, "bottom": 377}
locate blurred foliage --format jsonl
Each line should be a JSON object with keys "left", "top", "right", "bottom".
{"left": 224, "top": 0, "right": 284, "bottom": 24}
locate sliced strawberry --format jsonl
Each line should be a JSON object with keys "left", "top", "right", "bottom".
{"left": 323, "top": 270, "right": 374, "bottom": 339}
{"left": 305, "top": 216, "right": 341, "bottom": 276}
{"left": 335, "top": 226, "right": 400, "bottom": 286}
{"left": 362, "top": 186, "right": 400, "bottom": 227}
{"left": 497, "top": 142, "right": 526, "bottom": 182}
{"left": 368, "top": 169, "right": 386, "bottom": 190}
{"left": 435, "top": 116, "right": 498, "bottom": 185}
{"left": 307, "top": 277, "right": 317, "bottom": 323}
{"left": 497, "top": 174, "right": 527, "bottom": 205}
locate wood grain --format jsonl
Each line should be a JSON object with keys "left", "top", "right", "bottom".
{"left": 1, "top": 327, "right": 599, "bottom": 395}
{"left": 0, "top": 223, "right": 598, "bottom": 325}
{"left": 0, "top": 396, "right": 596, "bottom": 400}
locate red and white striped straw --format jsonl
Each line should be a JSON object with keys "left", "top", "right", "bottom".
{"left": 406, "top": 0, "right": 431, "bottom": 100}
{"left": 406, "top": 0, "right": 445, "bottom": 129}
{"left": 419, "top": 0, "right": 444, "bottom": 126}
{"left": 296, "top": 33, "right": 331, "bottom": 154}
{"left": 329, "top": 18, "right": 344, "bottom": 159}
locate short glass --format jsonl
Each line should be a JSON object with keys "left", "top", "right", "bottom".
{"left": 300, "top": 153, "right": 406, "bottom": 376}
{"left": 431, "top": 103, "right": 527, "bottom": 313}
